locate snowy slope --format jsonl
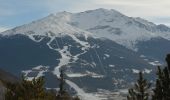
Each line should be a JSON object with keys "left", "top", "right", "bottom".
{"left": 69, "top": 8, "right": 170, "bottom": 50}
{"left": 1, "top": 12, "right": 91, "bottom": 40}
{"left": 2, "top": 8, "right": 170, "bottom": 50}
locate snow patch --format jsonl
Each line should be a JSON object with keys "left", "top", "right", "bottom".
{"left": 120, "top": 57, "right": 125, "bottom": 59}
{"left": 22, "top": 65, "right": 49, "bottom": 81}
{"left": 149, "top": 61, "right": 161, "bottom": 66}
{"left": 86, "top": 71, "right": 104, "bottom": 78}
{"left": 132, "top": 69, "right": 140, "bottom": 74}
{"left": 144, "top": 69, "right": 152, "bottom": 74}
{"left": 140, "top": 55, "right": 146, "bottom": 58}
{"left": 109, "top": 65, "right": 115, "bottom": 68}
{"left": 104, "top": 54, "right": 110, "bottom": 58}
{"left": 67, "top": 73, "right": 87, "bottom": 78}
{"left": 66, "top": 80, "right": 101, "bottom": 100}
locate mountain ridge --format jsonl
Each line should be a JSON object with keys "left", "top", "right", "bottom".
{"left": 1, "top": 8, "right": 170, "bottom": 50}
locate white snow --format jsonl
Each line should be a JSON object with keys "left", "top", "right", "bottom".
{"left": 119, "top": 89, "right": 128, "bottom": 95}
{"left": 67, "top": 34, "right": 90, "bottom": 50}
{"left": 94, "top": 89, "right": 126, "bottom": 100}
{"left": 104, "top": 54, "right": 110, "bottom": 58}
{"left": 132, "top": 68, "right": 152, "bottom": 74}
{"left": 1, "top": 8, "right": 170, "bottom": 50}
{"left": 22, "top": 70, "right": 32, "bottom": 76}
{"left": 32, "top": 65, "right": 49, "bottom": 71}
{"left": 67, "top": 73, "right": 87, "bottom": 78}
{"left": 144, "top": 59, "right": 149, "bottom": 61}
{"left": 148, "top": 61, "right": 161, "bottom": 66}
{"left": 144, "top": 69, "right": 152, "bottom": 74}
{"left": 53, "top": 46, "right": 72, "bottom": 78}
{"left": 132, "top": 69, "right": 140, "bottom": 74}
{"left": 119, "top": 57, "right": 125, "bottom": 59}
{"left": 22, "top": 65, "right": 49, "bottom": 81}
{"left": 86, "top": 71, "right": 104, "bottom": 78}
{"left": 92, "top": 62, "right": 96, "bottom": 67}
{"left": 66, "top": 80, "right": 101, "bottom": 100}
{"left": 27, "top": 34, "right": 44, "bottom": 42}
{"left": 140, "top": 55, "right": 146, "bottom": 58}
{"left": 66, "top": 71, "right": 104, "bottom": 78}
{"left": 109, "top": 65, "right": 115, "bottom": 68}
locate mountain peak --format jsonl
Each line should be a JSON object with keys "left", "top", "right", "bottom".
{"left": 2, "top": 8, "right": 170, "bottom": 50}
{"left": 81, "top": 8, "right": 124, "bottom": 16}
{"left": 93, "top": 8, "right": 110, "bottom": 12}
{"left": 56, "top": 11, "right": 72, "bottom": 16}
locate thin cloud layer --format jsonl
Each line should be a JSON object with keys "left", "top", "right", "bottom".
{"left": 0, "top": 0, "right": 170, "bottom": 27}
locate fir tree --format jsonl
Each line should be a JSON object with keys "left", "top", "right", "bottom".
{"left": 152, "top": 54, "right": 170, "bottom": 100}
{"left": 5, "top": 76, "right": 56, "bottom": 100}
{"left": 59, "top": 69, "right": 65, "bottom": 95}
{"left": 4, "top": 70, "right": 80, "bottom": 100}
{"left": 56, "top": 69, "right": 70, "bottom": 100}
{"left": 127, "top": 71, "right": 151, "bottom": 100}
{"left": 56, "top": 69, "right": 80, "bottom": 100}
{"left": 152, "top": 66, "right": 163, "bottom": 100}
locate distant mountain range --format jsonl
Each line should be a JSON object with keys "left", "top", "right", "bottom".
{"left": 0, "top": 8, "right": 170, "bottom": 100}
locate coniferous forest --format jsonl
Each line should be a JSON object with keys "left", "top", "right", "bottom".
{"left": 127, "top": 54, "right": 170, "bottom": 100}
{"left": 3, "top": 70, "right": 80, "bottom": 100}
{"left": 1, "top": 54, "right": 170, "bottom": 100}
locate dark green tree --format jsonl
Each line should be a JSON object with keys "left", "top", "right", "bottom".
{"left": 4, "top": 69, "right": 80, "bottom": 100}
{"left": 55, "top": 69, "right": 81, "bottom": 100}
{"left": 56, "top": 69, "right": 73, "bottom": 100}
{"left": 152, "top": 54, "right": 170, "bottom": 100}
{"left": 59, "top": 69, "right": 65, "bottom": 95}
{"left": 127, "top": 71, "right": 151, "bottom": 100}
{"left": 5, "top": 76, "right": 56, "bottom": 100}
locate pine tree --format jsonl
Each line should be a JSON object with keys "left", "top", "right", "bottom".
{"left": 56, "top": 69, "right": 70, "bottom": 100}
{"left": 166, "top": 54, "right": 170, "bottom": 70}
{"left": 152, "top": 66, "right": 164, "bottom": 100}
{"left": 5, "top": 76, "right": 56, "bottom": 100}
{"left": 56, "top": 69, "right": 81, "bottom": 100}
{"left": 152, "top": 54, "right": 170, "bottom": 100}
{"left": 127, "top": 71, "right": 151, "bottom": 100}
{"left": 4, "top": 71, "right": 80, "bottom": 100}
{"left": 59, "top": 69, "right": 65, "bottom": 95}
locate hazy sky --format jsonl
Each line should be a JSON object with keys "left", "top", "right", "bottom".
{"left": 0, "top": 0, "right": 170, "bottom": 32}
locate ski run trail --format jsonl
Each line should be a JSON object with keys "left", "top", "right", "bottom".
{"left": 46, "top": 34, "right": 101, "bottom": 100}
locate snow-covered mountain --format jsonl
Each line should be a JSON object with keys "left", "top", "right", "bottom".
{"left": 3, "top": 8, "right": 170, "bottom": 50}
{"left": 0, "top": 8, "right": 170, "bottom": 99}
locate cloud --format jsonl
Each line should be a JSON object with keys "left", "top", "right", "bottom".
{"left": 40, "top": 0, "right": 170, "bottom": 19}
{"left": 0, "top": 0, "right": 170, "bottom": 27}
{"left": 1, "top": 0, "right": 170, "bottom": 17}
{"left": 91, "top": 0, "right": 170, "bottom": 17}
